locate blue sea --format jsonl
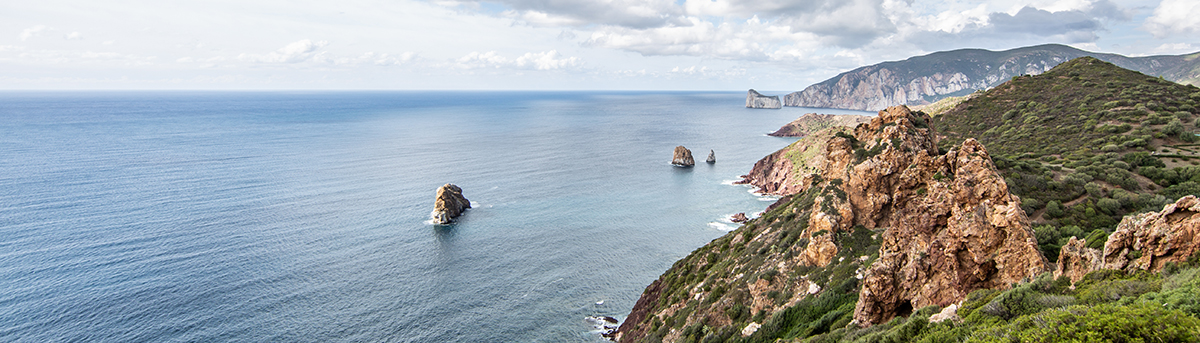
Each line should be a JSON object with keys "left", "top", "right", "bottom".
{"left": 0, "top": 91, "right": 872, "bottom": 342}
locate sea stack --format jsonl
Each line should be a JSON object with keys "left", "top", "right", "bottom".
{"left": 745, "top": 89, "right": 782, "bottom": 109}
{"left": 432, "top": 184, "right": 470, "bottom": 224}
{"left": 706, "top": 150, "right": 716, "bottom": 164}
{"left": 672, "top": 146, "right": 695, "bottom": 167}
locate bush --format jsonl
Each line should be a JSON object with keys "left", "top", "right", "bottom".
{"left": 1165, "top": 119, "right": 1186, "bottom": 136}
{"left": 968, "top": 303, "right": 1200, "bottom": 343}
{"left": 1043, "top": 200, "right": 1064, "bottom": 218}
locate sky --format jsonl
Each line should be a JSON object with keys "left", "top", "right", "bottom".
{"left": 1, "top": 0, "right": 1197, "bottom": 91}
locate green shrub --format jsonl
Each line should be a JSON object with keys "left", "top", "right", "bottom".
{"left": 968, "top": 303, "right": 1200, "bottom": 343}
{"left": 1084, "top": 229, "right": 1108, "bottom": 249}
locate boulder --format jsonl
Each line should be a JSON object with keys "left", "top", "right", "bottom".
{"left": 432, "top": 184, "right": 470, "bottom": 224}
{"left": 706, "top": 150, "right": 716, "bottom": 164}
{"left": 731, "top": 213, "right": 749, "bottom": 223}
{"left": 672, "top": 146, "right": 695, "bottom": 167}
{"left": 746, "top": 89, "right": 782, "bottom": 109}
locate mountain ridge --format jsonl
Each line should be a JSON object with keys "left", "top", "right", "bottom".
{"left": 784, "top": 44, "right": 1200, "bottom": 111}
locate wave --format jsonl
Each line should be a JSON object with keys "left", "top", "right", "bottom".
{"left": 708, "top": 222, "right": 736, "bottom": 232}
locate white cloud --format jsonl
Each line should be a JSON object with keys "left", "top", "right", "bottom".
{"left": 239, "top": 39, "right": 329, "bottom": 64}
{"left": 1149, "top": 43, "right": 1199, "bottom": 55}
{"left": 20, "top": 25, "right": 51, "bottom": 41}
{"left": 1144, "top": 0, "right": 1200, "bottom": 38}
{"left": 456, "top": 50, "right": 580, "bottom": 70}
{"left": 64, "top": 32, "right": 84, "bottom": 40}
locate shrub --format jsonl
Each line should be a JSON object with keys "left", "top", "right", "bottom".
{"left": 968, "top": 303, "right": 1200, "bottom": 343}
{"left": 1084, "top": 229, "right": 1108, "bottom": 249}
{"left": 1044, "top": 200, "right": 1064, "bottom": 218}
{"left": 1164, "top": 119, "right": 1186, "bottom": 136}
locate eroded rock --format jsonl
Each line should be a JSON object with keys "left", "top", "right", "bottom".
{"left": 432, "top": 184, "right": 470, "bottom": 224}
{"left": 1055, "top": 195, "right": 1200, "bottom": 283}
{"left": 746, "top": 89, "right": 782, "bottom": 109}
{"left": 672, "top": 146, "right": 695, "bottom": 167}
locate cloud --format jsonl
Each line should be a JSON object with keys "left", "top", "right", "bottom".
{"left": 239, "top": 39, "right": 329, "bottom": 63}
{"left": 20, "top": 25, "right": 51, "bottom": 41}
{"left": 585, "top": 16, "right": 814, "bottom": 60}
{"left": 450, "top": 0, "right": 683, "bottom": 29}
{"left": 1144, "top": 0, "right": 1200, "bottom": 38}
{"left": 456, "top": 50, "right": 581, "bottom": 70}
{"left": 64, "top": 32, "right": 84, "bottom": 40}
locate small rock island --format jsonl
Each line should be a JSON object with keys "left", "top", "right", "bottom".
{"left": 706, "top": 150, "right": 716, "bottom": 164}
{"left": 745, "top": 89, "right": 782, "bottom": 109}
{"left": 432, "top": 183, "right": 470, "bottom": 224}
{"left": 671, "top": 146, "right": 695, "bottom": 167}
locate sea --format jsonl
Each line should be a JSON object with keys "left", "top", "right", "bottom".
{"left": 0, "top": 91, "right": 873, "bottom": 342}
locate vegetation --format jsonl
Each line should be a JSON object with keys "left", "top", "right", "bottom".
{"left": 933, "top": 57, "right": 1200, "bottom": 258}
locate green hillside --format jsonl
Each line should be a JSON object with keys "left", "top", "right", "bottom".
{"left": 934, "top": 57, "right": 1200, "bottom": 244}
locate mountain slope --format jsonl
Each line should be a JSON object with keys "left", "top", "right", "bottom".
{"left": 932, "top": 56, "right": 1200, "bottom": 254}
{"left": 785, "top": 44, "right": 1200, "bottom": 111}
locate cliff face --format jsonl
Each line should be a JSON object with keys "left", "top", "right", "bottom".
{"left": 619, "top": 106, "right": 1046, "bottom": 342}
{"left": 1055, "top": 195, "right": 1200, "bottom": 283}
{"left": 767, "top": 113, "right": 873, "bottom": 137}
{"left": 783, "top": 44, "right": 1200, "bottom": 111}
{"left": 746, "top": 89, "right": 782, "bottom": 109}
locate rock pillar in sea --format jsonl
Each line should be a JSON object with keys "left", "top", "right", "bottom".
{"left": 745, "top": 89, "right": 782, "bottom": 109}
{"left": 706, "top": 150, "right": 716, "bottom": 164}
{"left": 672, "top": 146, "right": 695, "bottom": 167}
{"left": 432, "top": 183, "right": 470, "bottom": 224}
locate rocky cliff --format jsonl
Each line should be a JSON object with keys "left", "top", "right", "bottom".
{"left": 767, "top": 113, "right": 873, "bottom": 137}
{"left": 432, "top": 184, "right": 470, "bottom": 224}
{"left": 783, "top": 44, "right": 1200, "bottom": 111}
{"left": 619, "top": 106, "right": 1046, "bottom": 342}
{"left": 745, "top": 89, "right": 782, "bottom": 109}
{"left": 1055, "top": 195, "right": 1200, "bottom": 283}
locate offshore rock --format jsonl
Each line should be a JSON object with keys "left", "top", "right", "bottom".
{"left": 768, "top": 113, "right": 874, "bottom": 137}
{"left": 706, "top": 150, "right": 716, "bottom": 164}
{"left": 745, "top": 89, "right": 782, "bottom": 109}
{"left": 672, "top": 146, "right": 695, "bottom": 167}
{"left": 730, "top": 212, "right": 748, "bottom": 223}
{"left": 432, "top": 184, "right": 470, "bottom": 224}
{"left": 1055, "top": 195, "right": 1200, "bottom": 283}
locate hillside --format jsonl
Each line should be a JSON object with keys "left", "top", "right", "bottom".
{"left": 932, "top": 57, "right": 1200, "bottom": 258}
{"left": 617, "top": 105, "right": 1200, "bottom": 343}
{"left": 784, "top": 44, "right": 1200, "bottom": 111}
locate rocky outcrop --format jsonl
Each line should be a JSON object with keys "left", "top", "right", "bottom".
{"left": 432, "top": 184, "right": 470, "bottom": 224}
{"left": 706, "top": 150, "right": 716, "bottom": 164}
{"left": 730, "top": 213, "right": 748, "bottom": 223}
{"left": 1055, "top": 195, "right": 1200, "bottom": 283}
{"left": 753, "top": 106, "right": 1044, "bottom": 325}
{"left": 768, "top": 113, "right": 874, "bottom": 137}
{"left": 745, "top": 89, "right": 782, "bottom": 109}
{"left": 760, "top": 106, "right": 1048, "bottom": 325}
{"left": 672, "top": 146, "right": 695, "bottom": 167}
{"left": 783, "top": 44, "right": 1200, "bottom": 110}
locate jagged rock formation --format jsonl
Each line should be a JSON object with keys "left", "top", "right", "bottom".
{"left": 1055, "top": 195, "right": 1200, "bottom": 283}
{"left": 768, "top": 113, "right": 873, "bottom": 137}
{"left": 730, "top": 212, "right": 748, "bottom": 223}
{"left": 618, "top": 106, "right": 1047, "bottom": 341}
{"left": 706, "top": 150, "right": 716, "bottom": 164}
{"left": 672, "top": 146, "right": 695, "bottom": 167}
{"left": 432, "top": 184, "right": 470, "bottom": 224}
{"left": 783, "top": 44, "right": 1200, "bottom": 110}
{"left": 745, "top": 89, "right": 782, "bottom": 109}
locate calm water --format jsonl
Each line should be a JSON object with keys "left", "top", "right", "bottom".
{"left": 0, "top": 91, "right": 871, "bottom": 342}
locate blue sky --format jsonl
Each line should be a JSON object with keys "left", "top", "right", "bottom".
{"left": 1, "top": 0, "right": 1196, "bottom": 90}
